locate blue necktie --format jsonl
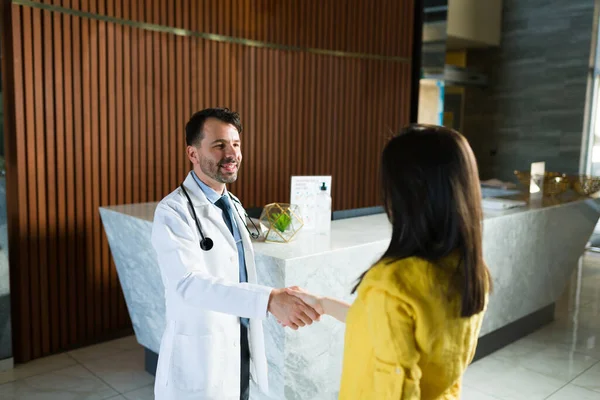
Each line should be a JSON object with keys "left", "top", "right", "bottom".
{"left": 216, "top": 196, "right": 235, "bottom": 234}
{"left": 215, "top": 196, "right": 249, "bottom": 328}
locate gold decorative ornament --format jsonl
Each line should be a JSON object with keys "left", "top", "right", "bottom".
{"left": 513, "top": 170, "right": 570, "bottom": 197}
{"left": 570, "top": 175, "right": 600, "bottom": 197}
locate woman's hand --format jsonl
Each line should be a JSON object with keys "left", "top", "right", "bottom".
{"left": 285, "top": 286, "right": 351, "bottom": 323}
{"left": 284, "top": 286, "right": 325, "bottom": 316}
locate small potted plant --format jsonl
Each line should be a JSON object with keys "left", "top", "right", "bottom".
{"left": 259, "top": 203, "right": 304, "bottom": 243}
{"left": 270, "top": 211, "right": 292, "bottom": 233}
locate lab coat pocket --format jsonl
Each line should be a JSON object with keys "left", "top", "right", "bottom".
{"left": 170, "top": 334, "right": 223, "bottom": 392}
{"left": 373, "top": 358, "right": 403, "bottom": 399}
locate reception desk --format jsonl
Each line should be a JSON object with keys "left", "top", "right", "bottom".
{"left": 99, "top": 195, "right": 600, "bottom": 400}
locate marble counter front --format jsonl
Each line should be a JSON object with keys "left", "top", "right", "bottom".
{"left": 100, "top": 195, "right": 600, "bottom": 399}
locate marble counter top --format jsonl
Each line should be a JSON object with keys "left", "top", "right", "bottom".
{"left": 100, "top": 193, "right": 598, "bottom": 262}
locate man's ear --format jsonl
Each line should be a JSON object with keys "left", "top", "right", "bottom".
{"left": 186, "top": 145, "right": 198, "bottom": 165}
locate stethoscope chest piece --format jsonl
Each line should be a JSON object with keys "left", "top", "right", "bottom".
{"left": 200, "top": 237, "right": 214, "bottom": 251}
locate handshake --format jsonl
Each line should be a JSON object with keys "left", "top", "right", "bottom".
{"left": 267, "top": 286, "right": 325, "bottom": 330}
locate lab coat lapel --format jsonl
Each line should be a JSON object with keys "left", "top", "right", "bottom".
{"left": 182, "top": 172, "right": 237, "bottom": 250}
{"left": 198, "top": 206, "right": 238, "bottom": 250}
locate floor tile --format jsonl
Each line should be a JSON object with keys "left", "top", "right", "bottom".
{"left": 546, "top": 383, "right": 600, "bottom": 400}
{"left": 0, "top": 358, "right": 14, "bottom": 373}
{"left": 123, "top": 384, "right": 154, "bottom": 400}
{"left": 571, "top": 362, "right": 600, "bottom": 394}
{"left": 527, "top": 323, "right": 600, "bottom": 360}
{"left": 0, "top": 365, "right": 117, "bottom": 400}
{"left": 553, "top": 306, "right": 600, "bottom": 333}
{"left": 0, "top": 353, "right": 77, "bottom": 385}
{"left": 82, "top": 348, "right": 154, "bottom": 393}
{"left": 461, "top": 385, "right": 503, "bottom": 400}
{"left": 489, "top": 336, "right": 599, "bottom": 381}
{"left": 463, "top": 357, "right": 569, "bottom": 400}
{"left": 68, "top": 336, "right": 141, "bottom": 364}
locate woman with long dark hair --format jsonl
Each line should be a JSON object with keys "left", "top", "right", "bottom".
{"left": 288, "top": 124, "right": 492, "bottom": 399}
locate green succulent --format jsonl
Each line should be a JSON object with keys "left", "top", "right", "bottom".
{"left": 270, "top": 211, "right": 291, "bottom": 233}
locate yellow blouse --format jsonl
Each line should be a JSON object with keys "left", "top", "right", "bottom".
{"left": 339, "top": 255, "right": 488, "bottom": 399}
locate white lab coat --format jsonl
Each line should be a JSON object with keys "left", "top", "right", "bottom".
{"left": 151, "top": 172, "right": 272, "bottom": 400}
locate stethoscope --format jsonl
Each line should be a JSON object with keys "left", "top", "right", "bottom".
{"left": 179, "top": 183, "right": 260, "bottom": 251}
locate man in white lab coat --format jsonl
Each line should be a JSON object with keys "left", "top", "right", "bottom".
{"left": 151, "top": 108, "right": 321, "bottom": 400}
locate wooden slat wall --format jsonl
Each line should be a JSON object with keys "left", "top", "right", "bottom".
{"left": 4, "top": 0, "right": 416, "bottom": 362}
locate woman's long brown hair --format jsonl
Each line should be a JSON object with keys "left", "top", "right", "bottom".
{"left": 353, "top": 124, "right": 491, "bottom": 317}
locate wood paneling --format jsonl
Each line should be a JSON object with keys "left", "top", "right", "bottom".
{"left": 3, "top": 0, "right": 416, "bottom": 362}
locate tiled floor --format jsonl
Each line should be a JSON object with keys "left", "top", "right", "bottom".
{"left": 1, "top": 253, "right": 600, "bottom": 399}
{"left": 462, "top": 252, "right": 600, "bottom": 400}
{"left": 0, "top": 335, "right": 154, "bottom": 400}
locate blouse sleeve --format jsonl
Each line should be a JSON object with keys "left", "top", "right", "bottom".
{"left": 364, "top": 287, "right": 422, "bottom": 400}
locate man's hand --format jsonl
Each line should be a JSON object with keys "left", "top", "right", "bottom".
{"left": 268, "top": 288, "right": 323, "bottom": 330}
